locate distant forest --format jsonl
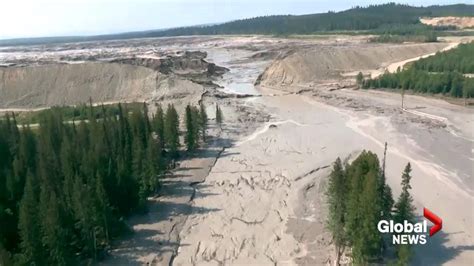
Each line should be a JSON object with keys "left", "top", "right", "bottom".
{"left": 1, "top": 3, "right": 473, "bottom": 46}
{"left": 158, "top": 3, "right": 473, "bottom": 36}
{"left": 361, "top": 42, "right": 474, "bottom": 98}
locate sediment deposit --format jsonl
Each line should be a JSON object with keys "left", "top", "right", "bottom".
{"left": 2, "top": 35, "right": 473, "bottom": 266}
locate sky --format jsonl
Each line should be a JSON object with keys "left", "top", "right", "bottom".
{"left": 0, "top": 0, "right": 469, "bottom": 39}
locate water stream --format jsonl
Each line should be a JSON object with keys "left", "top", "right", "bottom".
{"left": 205, "top": 48, "right": 271, "bottom": 95}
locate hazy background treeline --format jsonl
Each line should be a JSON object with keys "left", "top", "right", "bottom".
{"left": 163, "top": 3, "right": 472, "bottom": 36}
{"left": 1, "top": 3, "right": 473, "bottom": 47}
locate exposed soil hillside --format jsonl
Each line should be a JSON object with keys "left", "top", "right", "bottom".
{"left": 257, "top": 43, "right": 448, "bottom": 91}
{"left": 420, "top": 16, "right": 474, "bottom": 29}
{"left": 0, "top": 50, "right": 227, "bottom": 108}
{"left": 0, "top": 63, "right": 157, "bottom": 107}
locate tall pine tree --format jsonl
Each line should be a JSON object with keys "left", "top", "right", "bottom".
{"left": 199, "top": 103, "right": 208, "bottom": 142}
{"left": 164, "top": 104, "right": 180, "bottom": 158}
{"left": 185, "top": 105, "right": 197, "bottom": 151}
{"left": 17, "top": 172, "right": 43, "bottom": 265}
{"left": 394, "top": 163, "right": 415, "bottom": 265}
{"left": 153, "top": 104, "right": 165, "bottom": 150}
{"left": 215, "top": 104, "right": 223, "bottom": 127}
{"left": 327, "top": 158, "right": 348, "bottom": 265}
{"left": 345, "top": 151, "right": 384, "bottom": 264}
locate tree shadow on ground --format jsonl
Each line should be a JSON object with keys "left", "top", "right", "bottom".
{"left": 173, "top": 166, "right": 202, "bottom": 171}
{"left": 104, "top": 128, "right": 236, "bottom": 264}
{"left": 106, "top": 198, "right": 220, "bottom": 265}
{"left": 105, "top": 238, "right": 190, "bottom": 266}
{"left": 157, "top": 180, "right": 215, "bottom": 198}
{"left": 180, "top": 135, "right": 238, "bottom": 159}
{"left": 410, "top": 215, "right": 474, "bottom": 265}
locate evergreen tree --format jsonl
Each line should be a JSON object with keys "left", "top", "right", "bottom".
{"left": 191, "top": 106, "right": 201, "bottom": 146}
{"left": 199, "top": 103, "right": 208, "bottom": 142}
{"left": 362, "top": 42, "right": 474, "bottom": 99}
{"left": 40, "top": 188, "right": 69, "bottom": 265}
{"left": 0, "top": 243, "right": 12, "bottom": 266}
{"left": 153, "top": 104, "right": 165, "bottom": 149}
{"left": 164, "top": 104, "right": 180, "bottom": 158}
{"left": 132, "top": 136, "right": 147, "bottom": 210}
{"left": 394, "top": 163, "right": 416, "bottom": 265}
{"left": 356, "top": 169, "right": 383, "bottom": 263}
{"left": 0, "top": 102, "right": 213, "bottom": 262}
{"left": 185, "top": 105, "right": 197, "bottom": 151}
{"left": 345, "top": 151, "right": 384, "bottom": 264}
{"left": 394, "top": 163, "right": 415, "bottom": 223}
{"left": 215, "top": 104, "right": 223, "bottom": 127}
{"left": 94, "top": 173, "right": 112, "bottom": 244}
{"left": 327, "top": 158, "right": 347, "bottom": 265}
{"left": 145, "top": 138, "right": 162, "bottom": 192}
{"left": 380, "top": 143, "right": 394, "bottom": 221}
{"left": 142, "top": 102, "right": 151, "bottom": 139}
{"left": 17, "top": 172, "right": 43, "bottom": 265}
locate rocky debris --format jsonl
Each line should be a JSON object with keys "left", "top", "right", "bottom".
{"left": 110, "top": 51, "right": 228, "bottom": 78}
{"left": 250, "top": 50, "right": 278, "bottom": 60}
{"left": 254, "top": 72, "right": 264, "bottom": 86}
{"left": 206, "top": 90, "right": 261, "bottom": 99}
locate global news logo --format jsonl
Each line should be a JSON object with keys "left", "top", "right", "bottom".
{"left": 377, "top": 208, "right": 442, "bottom": 245}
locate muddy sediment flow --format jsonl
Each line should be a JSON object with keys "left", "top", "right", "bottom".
{"left": 1, "top": 36, "right": 473, "bottom": 265}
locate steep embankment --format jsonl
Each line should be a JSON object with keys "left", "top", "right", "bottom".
{"left": 0, "top": 51, "right": 225, "bottom": 108}
{"left": 0, "top": 63, "right": 160, "bottom": 107}
{"left": 257, "top": 43, "right": 448, "bottom": 91}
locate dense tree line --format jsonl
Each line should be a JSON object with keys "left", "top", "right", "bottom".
{"left": 1, "top": 4, "right": 473, "bottom": 47}
{"left": 373, "top": 24, "right": 455, "bottom": 36}
{"left": 184, "top": 104, "right": 204, "bottom": 151}
{"left": 363, "top": 69, "right": 474, "bottom": 98}
{"left": 412, "top": 42, "right": 474, "bottom": 73}
{"left": 370, "top": 32, "right": 437, "bottom": 43}
{"left": 327, "top": 150, "right": 415, "bottom": 265}
{"left": 0, "top": 102, "right": 215, "bottom": 264}
{"left": 152, "top": 4, "right": 473, "bottom": 37}
{"left": 362, "top": 42, "right": 474, "bottom": 98}
{"left": 15, "top": 103, "right": 143, "bottom": 125}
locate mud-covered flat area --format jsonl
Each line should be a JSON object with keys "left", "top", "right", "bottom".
{"left": 2, "top": 35, "right": 473, "bottom": 265}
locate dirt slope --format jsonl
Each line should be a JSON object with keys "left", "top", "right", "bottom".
{"left": 258, "top": 43, "right": 448, "bottom": 91}
{"left": 420, "top": 17, "right": 474, "bottom": 29}
{"left": 0, "top": 63, "right": 161, "bottom": 107}
{"left": 0, "top": 50, "right": 227, "bottom": 109}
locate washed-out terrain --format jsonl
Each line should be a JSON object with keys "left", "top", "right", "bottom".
{"left": 1, "top": 35, "right": 473, "bottom": 265}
